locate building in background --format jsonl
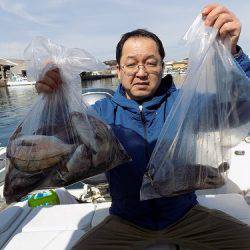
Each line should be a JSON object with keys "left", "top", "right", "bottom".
{"left": 164, "top": 58, "right": 188, "bottom": 75}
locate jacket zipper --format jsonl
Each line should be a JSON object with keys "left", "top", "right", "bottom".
{"left": 139, "top": 105, "right": 157, "bottom": 227}
{"left": 139, "top": 105, "right": 150, "bottom": 163}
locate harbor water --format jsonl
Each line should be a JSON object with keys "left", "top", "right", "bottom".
{"left": 0, "top": 77, "right": 120, "bottom": 210}
{"left": 0, "top": 74, "right": 185, "bottom": 147}
{"left": 0, "top": 77, "right": 120, "bottom": 148}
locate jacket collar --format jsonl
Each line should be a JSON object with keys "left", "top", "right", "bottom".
{"left": 112, "top": 79, "right": 176, "bottom": 111}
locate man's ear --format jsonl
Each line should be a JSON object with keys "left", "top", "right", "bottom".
{"left": 116, "top": 64, "right": 121, "bottom": 80}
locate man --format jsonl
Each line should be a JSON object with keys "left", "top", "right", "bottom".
{"left": 37, "top": 4, "right": 250, "bottom": 249}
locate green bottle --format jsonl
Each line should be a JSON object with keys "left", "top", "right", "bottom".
{"left": 27, "top": 190, "right": 60, "bottom": 208}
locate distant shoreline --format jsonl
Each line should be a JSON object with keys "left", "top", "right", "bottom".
{"left": 81, "top": 74, "right": 116, "bottom": 81}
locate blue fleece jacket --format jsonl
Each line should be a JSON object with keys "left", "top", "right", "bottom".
{"left": 92, "top": 48, "right": 250, "bottom": 230}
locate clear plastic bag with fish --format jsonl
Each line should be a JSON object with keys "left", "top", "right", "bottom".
{"left": 4, "top": 37, "right": 131, "bottom": 203}
{"left": 140, "top": 14, "right": 250, "bottom": 200}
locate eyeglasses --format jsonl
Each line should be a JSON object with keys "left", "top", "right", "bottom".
{"left": 121, "top": 62, "right": 162, "bottom": 76}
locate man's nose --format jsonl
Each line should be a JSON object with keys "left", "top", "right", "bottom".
{"left": 136, "top": 66, "right": 148, "bottom": 77}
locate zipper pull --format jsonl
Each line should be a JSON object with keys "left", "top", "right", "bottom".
{"left": 139, "top": 105, "right": 146, "bottom": 124}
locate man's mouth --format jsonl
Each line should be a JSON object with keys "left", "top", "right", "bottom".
{"left": 133, "top": 82, "right": 149, "bottom": 86}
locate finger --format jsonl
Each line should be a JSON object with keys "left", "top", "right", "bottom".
{"left": 202, "top": 3, "right": 220, "bottom": 16}
{"left": 213, "top": 13, "right": 234, "bottom": 30}
{"left": 36, "top": 81, "right": 53, "bottom": 94}
{"left": 219, "top": 22, "right": 233, "bottom": 39}
{"left": 50, "top": 68, "right": 60, "bottom": 77}
{"left": 42, "top": 75, "right": 58, "bottom": 89}
{"left": 51, "top": 67, "right": 59, "bottom": 73}
{"left": 219, "top": 21, "right": 239, "bottom": 39}
{"left": 44, "top": 67, "right": 62, "bottom": 84}
{"left": 46, "top": 70, "right": 62, "bottom": 86}
{"left": 204, "top": 5, "right": 231, "bottom": 27}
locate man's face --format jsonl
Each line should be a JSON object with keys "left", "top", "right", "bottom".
{"left": 117, "top": 37, "right": 163, "bottom": 101}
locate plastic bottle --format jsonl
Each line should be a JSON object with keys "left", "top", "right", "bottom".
{"left": 27, "top": 190, "right": 60, "bottom": 207}
{"left": 21, "top": 188, "right": 78, "bottom": 207}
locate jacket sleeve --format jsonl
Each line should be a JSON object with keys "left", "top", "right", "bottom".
{"left": 226, "top": 46, "right": 250, "bottom": 126}
{"left": 234, "top": 45, "right": 250, "bottom": 78}
{"left": 194, "top": 46, "right": 250, "bottom": 131}
{"left": 91, "top": 101, "right": 102, "bottom": 116}
{"left": 89, "top": 98, "right": 112, "bottom": 123}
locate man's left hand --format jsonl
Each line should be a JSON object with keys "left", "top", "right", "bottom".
{"left": 202, "top": 3, "right": 241, "bottom": 55}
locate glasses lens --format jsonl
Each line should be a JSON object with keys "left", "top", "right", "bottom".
{"left": 145, "top": 64, "right": 161, "bottom": 74}
{"left": 123, "top": 63, "right": 161, "bottom": 76}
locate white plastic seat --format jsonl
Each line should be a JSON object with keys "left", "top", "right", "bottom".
{"left": 19, "top": 203, "right": 95, "bottom": 233}
{"left": 198, "top": 193, "right": 250, "bottom": 225}
{"left": 227, "top": 141, "right": 250, "bottom": 191}
{"left": 0, "top": 203, "right": 31, "bottom": 249}
{"left": 4, "top": 230, "right": 85, "bottom": 250}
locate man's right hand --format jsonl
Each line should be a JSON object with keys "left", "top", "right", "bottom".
{"left": 35, "top": 68, "right": 62, "bottom": 94}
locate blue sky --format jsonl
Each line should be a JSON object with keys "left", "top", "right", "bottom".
{"left": 0, "top": 0, "right": 250, "bottom": 61}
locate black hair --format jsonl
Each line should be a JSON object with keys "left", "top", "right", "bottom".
{"left": 116, "top": 29, "right": 165, "bottom": 65}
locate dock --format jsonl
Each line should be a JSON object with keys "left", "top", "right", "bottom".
{"left": 81, "top": 74, "right": 116, "bottom": 81}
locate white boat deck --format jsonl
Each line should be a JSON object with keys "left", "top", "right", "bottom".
{"left": 1, "top": 193, "right": 249, "bottom": 250}
{"left": 0, "top": 132, "right": 249, "bottom": 249}
{"left": 1, "top": 200, "right": 111, "bottom": 249}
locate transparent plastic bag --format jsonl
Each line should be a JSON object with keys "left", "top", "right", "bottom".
{"left": 4, "top": 37, "right": 131, "bottom": 203}
{"left": 140, "top": 15, "right": 250, "bottom": 200}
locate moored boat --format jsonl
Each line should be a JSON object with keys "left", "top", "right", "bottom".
{"left": 6, "top": 75, "right": 35, "bottom": 87}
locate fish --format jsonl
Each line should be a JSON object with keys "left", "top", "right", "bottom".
{"left": 88, "top": 115, "right": 131, "bottom": 169}
{"left": 4, "top": 112, "right": 131, "bottom": 203}
{"left": 70, "top": 112, "right": 131, "bottom": 169}
{"left": 4, "top": 162, "right": 45, "bottom": 203}
{"left": 88, "top": 115, "right": 112, "bottom": 167}
{"left": 8, "top": 135, "right": 74, "bottom": 172}
{"left": 70, "top": 112, "right": 98, "bottom": 152}
{"left": 141, "top": 161, "right": 228, "bottom": 199}
{"left": 66, "top": 144, "right": 92, "bottom": 173}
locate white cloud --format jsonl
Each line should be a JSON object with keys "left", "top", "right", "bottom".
{"left": 0, "top": 0, "right": 55, "bottom": 26}
{"left": 0, "top": 0, "right": 249, "bottom": 61}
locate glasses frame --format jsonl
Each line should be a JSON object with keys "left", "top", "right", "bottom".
{"left": 120, "top": 62, "right": 163, "bottom": 77}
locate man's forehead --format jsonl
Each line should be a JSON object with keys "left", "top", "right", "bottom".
{"left": 121, "top": 37, "right": 160, "bottom": 59}
{"left": 123, "top": 37, "right": 157, "bottom": 49}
